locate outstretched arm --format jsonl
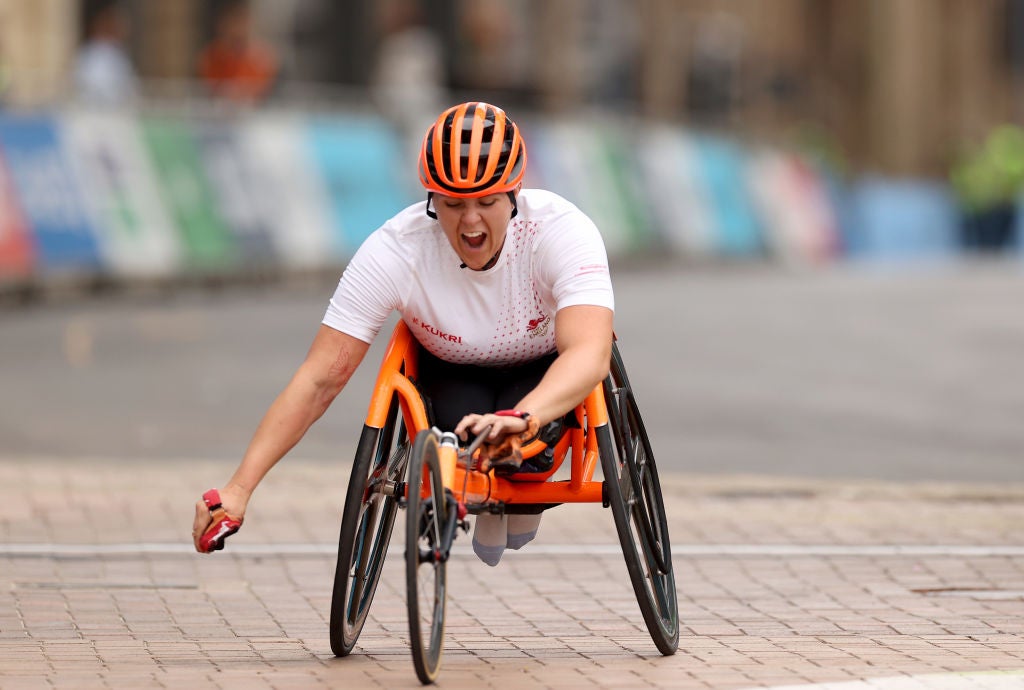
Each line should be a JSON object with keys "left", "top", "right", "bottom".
{"left": 193, "top": 325, "right": 370, "bottom": 550}
{"left": 456, "top": 304, "right": 613, "bottom": 440}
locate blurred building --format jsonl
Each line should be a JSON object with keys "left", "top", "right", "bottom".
{"left": 0, "top": 0, "right": 1020, "bottom": 177}
{"left": 634, "top": 0, "right": 1024, "bottom": 178}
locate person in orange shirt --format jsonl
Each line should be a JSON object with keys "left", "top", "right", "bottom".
{"left": 197, "top": 0, "right": 277, "bottom": 104}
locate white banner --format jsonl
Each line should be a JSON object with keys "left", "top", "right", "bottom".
{"left": 636, "top": 125, "right": 717, "bottom": 257}
{"left": 747, "top": 149, "right": 840, "bottom": 264}
{"left": 239, "top": 113, "right": 336, "bottom": 270}
{"left": 60, "top": 109, "right": 181, "bottom": 277}
{"left": 527, "top": 119, "right": 641, "bottom": 258}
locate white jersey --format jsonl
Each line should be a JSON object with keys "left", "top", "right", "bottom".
{"left": 322, "top": 188, "right": 614, "bottom": 367}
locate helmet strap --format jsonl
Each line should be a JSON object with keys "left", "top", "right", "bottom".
{"left": 425, "top": 192, "right": 437, "bottom": 219}
{"left": 508, "top": 191, "right": 518, "bottom": 219}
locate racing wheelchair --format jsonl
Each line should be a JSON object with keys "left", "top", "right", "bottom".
{"left": 328, "top": 321, "right": 678, "bottom": 684}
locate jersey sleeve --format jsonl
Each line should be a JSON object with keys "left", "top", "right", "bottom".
{"left": 322, "top": 228, "right": 406, "bottom": 343}
{"left": 535, "top": 209, "right": 615, "bottom": 313}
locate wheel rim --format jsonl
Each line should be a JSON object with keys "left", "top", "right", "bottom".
{"left": 626, "top": 475, "right": 676, "bottom": 628}
{"left": 600, "top": 344, "right": 679, "bottom": 653}
{"left": 614, "top": 429, "right": 676, "bottom": 622}
{"left": 413, "top": 497, "right": 446, "bottom": 660}
{"left": 407, "top": 431, "right": 447, "bottom": 683}
{"left": 347, "top": 439, "right": 408, "bottom": 634}
{"left": 344, "top": 441, "right": 407, "bottom": 636}
{"left": 618, "top": 394, "right": 672, "bottom": 575}
{"left": 331, "top": 412, "right": 408, "bottom": 656}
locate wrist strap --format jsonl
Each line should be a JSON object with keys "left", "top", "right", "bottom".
{"left": 494, "top": 410, "right": 541, "bottom": 445}
{"left": 495, "top": 409, "right": 531, "bottom": 420}
{"left": 202, "top": 489, "right": 223, "bottom": 511}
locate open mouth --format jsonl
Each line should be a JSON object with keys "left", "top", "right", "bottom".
{"left": 462, "top": 231, "right": 486, "bottom": 250}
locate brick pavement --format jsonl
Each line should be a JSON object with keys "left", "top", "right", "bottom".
{"left": 2, "top": 457, "right": 1024, "bottom": 689}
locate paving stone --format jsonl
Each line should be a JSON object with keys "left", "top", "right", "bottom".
{"left": 3, "top": 458, "right": 1024, "bottom": 687}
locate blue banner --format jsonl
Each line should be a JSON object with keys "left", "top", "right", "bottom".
{"left": 0, "top": 115, "right": 100, "bottom": 273}
{"left": 848, "top": 177, "right": 958, "bottom": 261}
{"left": 694, "top": 136, "right": 764, "bottom": 256}
{"left": 306, "top": 115, "right": 413, "bottom": 256}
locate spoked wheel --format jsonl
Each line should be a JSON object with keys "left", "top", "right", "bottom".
{"left": 406, "top": 430, "right": 448, "bottom": 684}
{"left": 598, "top": 342, "right": 679, "bottom": 655}
{"left": 330, "top": 395, "right": 409, "bottom": 657}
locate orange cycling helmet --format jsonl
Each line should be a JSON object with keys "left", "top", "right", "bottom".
{"left": 419, "top": 101, "right": 527, "bottom": 218}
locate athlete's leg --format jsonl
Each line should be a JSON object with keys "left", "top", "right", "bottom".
{"left": 493, "top": 353, "right": 558, "bottom": 411}
{"left": 416, "top": 350, "right": 496, "bottom": 432}
{"left": 417, "top": 350, "right": 558, "bottom": 565}
{"left": 506, "top": 513, "right": 542, "bottom": 550}
{"left": 490, "top": 356, "right": 555, "bottom": 556}
{"left": 471, "top": 513, "right": 508, "bottom": 567}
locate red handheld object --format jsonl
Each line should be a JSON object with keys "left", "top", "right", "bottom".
{"left": 197, "top": 489, "right": 243, "bottom": 553}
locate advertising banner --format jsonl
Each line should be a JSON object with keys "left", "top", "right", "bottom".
{"left": 306, "top": 114, "right": 413, "bottom": 256}
{"left": 524, "top": 120, "right": 646, "bottom": 258}
{"left": 238, "top": 113, "right": 335, "bottom": 270}
{"left": 693, "top": 136, "right": 764, "bottom": 257}
{"left": 592, "top": 127, "right": 653, "bottom": 252}
{"left": 848, "top": 177, "right": 957, "bottom": 260}
{"left": 140, "top": 117, "right": 236, "bottom": 271}
{"left": 0, "top": 114, "right": 100, "bottom": 273}
{"left": 635, "top": 126, "right": 717, "bottom": 257}
{"left": 61, "top": 109, "right": 182, "bottom": 278}
{"left": 0, "top": 151, "right": 34, "bottom": 280}
{"left": 747, "top": 150, "right": 840, "bottom": 264}
{"left": 194, "top": 119, "right": 277, "bottom": 267}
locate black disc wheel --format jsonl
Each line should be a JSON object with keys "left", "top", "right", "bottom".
{"left": 330, "top": 396, "right": 409, "bottom": 656}
{"left": 598, "top": 342, "right": 679, "bottom": 655}
{"left": 406, "top": 429, "right": 448, "bottom": 684}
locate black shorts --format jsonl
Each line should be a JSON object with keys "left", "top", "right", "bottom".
{"left": 415, "top": 349, "right": 558, "bottom": 433}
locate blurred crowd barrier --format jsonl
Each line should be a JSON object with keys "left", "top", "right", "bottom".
{"left": 0, "top": 105, "right": 1021, "bottom": 293}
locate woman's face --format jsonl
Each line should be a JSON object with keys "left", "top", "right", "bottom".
{"left": 432, "top": 191, "right": 515, "bottom": 270}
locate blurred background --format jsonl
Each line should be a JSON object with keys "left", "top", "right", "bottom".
{"left": 0, "top": 0, "right": 1022, "bottom": 481}
{"left": 0, "top": 0, "right": 1023, "bottom": 285}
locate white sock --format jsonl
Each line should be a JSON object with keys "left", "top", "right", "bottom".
{"left": 507, "top": 514, "right": 542, "bottom": 550}
{"left": 472, "top": 513, "right": 507, "bottom": 567}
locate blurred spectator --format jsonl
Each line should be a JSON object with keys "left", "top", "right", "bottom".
{"left": 73, "top": 0, "right": 138, "bottom": 106}
{"left": 579, "top": 0, "right": 639, "bottom": 107}
{"left": 686, "top": 13, "right": 743, "bottom": 125}
{"left": 198, "top": 0, "right": 278, "bottom": 105}
{"left": 371, "top": 0, "right": 445, "bottom": 146}
{"left": 457, "top": 0, "right": 519, "bottom": 93}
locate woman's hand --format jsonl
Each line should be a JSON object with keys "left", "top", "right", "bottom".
{"left": 191, "top": 327, "right": 370, "bottom": 553}
{"left": 192, "top": 485, "right": 248, "bottom": 553}
{"left": 456, "top": 410, "right": 542, "bottom": 474}
{"left": 455, "top": 411, "right": 532, "bottom": 443}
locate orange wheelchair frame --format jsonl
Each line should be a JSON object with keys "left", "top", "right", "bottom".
{"left": 365, "top": 321, "right": 606, "bottom": 506}
{"left": 329, "top": 321, "right": 678, "bottom": 684}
